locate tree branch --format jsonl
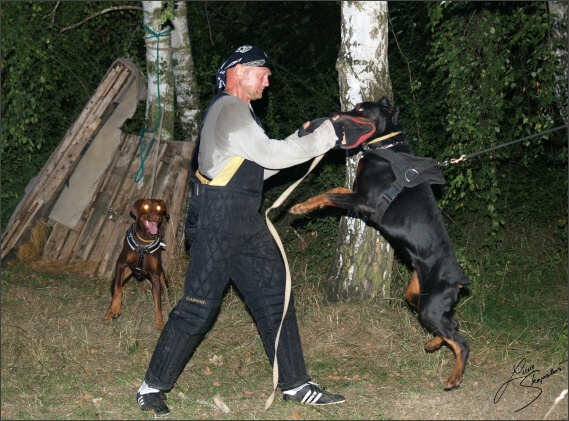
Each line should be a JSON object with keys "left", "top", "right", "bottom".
{"left": 59, "top": 6, "right": 143, "bottom": 33}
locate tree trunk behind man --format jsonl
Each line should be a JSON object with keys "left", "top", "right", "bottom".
{"left": 326, "top": 1, "right": 394, "bottom": 302}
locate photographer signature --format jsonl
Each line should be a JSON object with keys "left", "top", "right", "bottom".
{"left": 494, "top": 358, "right": 567, "bottom": 412}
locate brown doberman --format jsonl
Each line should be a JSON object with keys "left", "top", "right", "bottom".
{"left": 104, "top": 198, "right": 169, "bottom": 329}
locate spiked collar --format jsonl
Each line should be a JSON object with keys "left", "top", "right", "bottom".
{"left": 126, "top": 224, "right": 163, "bottom": 254}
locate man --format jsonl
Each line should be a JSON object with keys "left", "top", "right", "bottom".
{"left": 136, "top": 45, "right": 373, "bottom": 416}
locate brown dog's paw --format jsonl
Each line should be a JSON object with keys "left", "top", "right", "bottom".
{"left": 104, "top": 308, "right": 121, "bottom": 320}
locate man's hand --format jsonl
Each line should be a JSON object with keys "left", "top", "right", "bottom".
{"left": 298, "top": 118, "right": 330, "bottom": 137}
{"left": 298, "top": 115, "right": 376, "bottom": 149}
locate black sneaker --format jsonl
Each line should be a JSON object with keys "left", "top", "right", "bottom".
{"left": 136, "top": 391, "right": 169, "bottom": 416}
{"left": 283, "top": 381, "right": 345, "bottom": 405}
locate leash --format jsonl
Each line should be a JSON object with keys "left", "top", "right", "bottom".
{"left": 438, "top": 124, "right": 568, "bottom": 167}
{"left": 264, "top": 154, "right": 324, "bottom": 410}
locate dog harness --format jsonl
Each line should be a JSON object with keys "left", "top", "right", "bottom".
{"left": 125, "top": 224, "right": 164, "bottom": 277}
{"left": 369, "top": 148, "right": 446, "bottom": 225}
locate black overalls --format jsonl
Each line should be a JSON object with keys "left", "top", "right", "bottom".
{"left": 145, "top": 97, "right": 311, "bottom": 393}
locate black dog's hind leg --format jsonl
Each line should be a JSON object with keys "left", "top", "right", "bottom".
{"left": 419, "top": 291, "right": 469, "bottom": 390}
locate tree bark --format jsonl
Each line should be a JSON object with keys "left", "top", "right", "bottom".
{"left": 326, "top": 1, "right": 394, "bottom": 302}
{"left": 142, "top": 1, "right": 174, "bottom": 141}
{"left": 171, "top": 1, "right": 199, "bottom": 141}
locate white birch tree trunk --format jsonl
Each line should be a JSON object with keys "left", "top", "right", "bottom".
{"left": 142, "top": 1, "right": 174, "bottom": 141}
{"left": 326, "top": 1, "right": 394, "bottom": 302}
{"left": 171, "top": 1, "right": 199, "bottom": 140}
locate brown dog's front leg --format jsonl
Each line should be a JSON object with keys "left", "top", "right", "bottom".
{"left": 151, "top": 272, "right": 166, "bottom": 330}
{"left": 290, "top": 187, "right": 353, "bottom": 214}
{"left": 104, "top": 263, "right": 131, "bottom": 320}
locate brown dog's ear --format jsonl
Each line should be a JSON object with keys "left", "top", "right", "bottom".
{"left": 158, "top": 200, "right": 170, "bottom": 219}
{"left": 131, "top": 199, "right": 143, "bottom": 219}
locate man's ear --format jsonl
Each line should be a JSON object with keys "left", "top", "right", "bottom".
{"left": 235, "top": 64, "right": 244, "bottom": 79}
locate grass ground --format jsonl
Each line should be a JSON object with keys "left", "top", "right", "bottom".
{"left": 1, "top": 157, "right": 567, "bottom": 420}
{"left": 1, "top": 208, "right": 567, "bottom": 420}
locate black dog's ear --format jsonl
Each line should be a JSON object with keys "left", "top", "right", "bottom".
{"left": 392, "top": 107, "right": 400, "bottom": 125}
{"left": 378, "top": 97, "right": 392, "bottom": 108}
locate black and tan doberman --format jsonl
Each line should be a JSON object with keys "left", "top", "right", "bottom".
{"left": 291, "top": 98, "right": 470, "bottom": 390}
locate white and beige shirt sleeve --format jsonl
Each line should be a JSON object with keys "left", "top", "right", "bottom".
{"left": 198, "top": 95, "right": 337, "bottom": 180}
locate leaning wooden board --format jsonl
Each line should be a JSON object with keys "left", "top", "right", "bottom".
{"left": 1, "top": 59, "right": 135, "bottom": 261}
{"left": 42, "top": 135, "right": 193, "bottom": 278}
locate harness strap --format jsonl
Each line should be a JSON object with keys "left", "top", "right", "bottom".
{"left": 370, "top": 149, "right": 445, "bottom": 225}
{"left": 126, "top": 225, "right": 163, "bottom": 254}
{"left": 194, "top": 156, "right": 246, "bottom": 187}
{"left": 125, "top": 225, "right": 163, "bottom": 277}
{"left": 135, "top": 254, "right": 144, "bottom": 277}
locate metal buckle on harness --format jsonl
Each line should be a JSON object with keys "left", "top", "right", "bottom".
{"left": 191, "top": 182, "right": 204, "bottom": 196}
{"left": 405, "top": 168, "right": 419, "bottom": 183}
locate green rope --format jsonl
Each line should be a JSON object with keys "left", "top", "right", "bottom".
{"left": 134, "top": 24, "right": 172, "bottom": 183}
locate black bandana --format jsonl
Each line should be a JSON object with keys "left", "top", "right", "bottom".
{"left": 216, "top": 45, "right": 271, "bottom": 93}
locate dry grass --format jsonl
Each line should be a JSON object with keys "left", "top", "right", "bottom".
{"left": 15, "top": 219, "right": 50, "bottom": 263}
{"left": 1, "top": 235, "right": 567, "bottom": 420}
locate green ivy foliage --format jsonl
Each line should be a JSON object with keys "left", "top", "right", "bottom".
{"left": 1, "top": 1, "right": 144, "bottom": 228}
{"left": 2, "top": 1, "right": 566, "bottom": 240}
{"left": 389, "top": 2, "right": 567, "bottom": 235}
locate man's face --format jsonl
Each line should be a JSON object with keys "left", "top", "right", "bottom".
{"left": 240, "top": 66, "right": 271, "bottom": 101}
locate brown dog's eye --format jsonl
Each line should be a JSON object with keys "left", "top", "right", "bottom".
{"left": 143, "top": 204, "right": 149, "bottom": 210}
{"left": 156, "top": 206, "right": 161, "bottom": 211}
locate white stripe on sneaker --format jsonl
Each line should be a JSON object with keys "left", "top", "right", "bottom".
{"left": 301, "top": 390, "right": 323, "bottom": 404}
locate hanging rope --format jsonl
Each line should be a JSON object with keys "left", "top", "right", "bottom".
{"left": 134, "top": 24, "right": 172, "bottom": 183}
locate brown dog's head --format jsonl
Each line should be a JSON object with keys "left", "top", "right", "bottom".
{"left": 332, "top": 97, "right": 401, "bottom": 142}
{"left": 130, "top": 198, "right": 169, "bottom": 237}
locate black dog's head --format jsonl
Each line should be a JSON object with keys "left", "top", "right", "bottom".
{"left": 332, "top": 97, "right": 401, "bottom": 141}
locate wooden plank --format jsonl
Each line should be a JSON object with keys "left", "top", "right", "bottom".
{"left": 57, "top": 228, "right": 83, "bottom": 264}
{"left": 161, "top": 166, "right": 189, "bottom": 270}
{"left": 76, "top": 134, "right": 140, "bottom": 277}
{"left": 0, "top": 198, "right": 45, "bottom": 261}
{"left": 1, "top": 62, "right": 134, "bottom": 260}
{"left": 71, "top": 134, "right": 137, "bottom": 262}
{"left": 41, "top": 222, "right": 71, "bottom": 261}
{"left": 91, "top": 136, "right": 157, "bottom": 276}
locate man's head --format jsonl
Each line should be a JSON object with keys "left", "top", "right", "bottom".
{"left": 216, "top": 45, "right": 272, "bottom": 102}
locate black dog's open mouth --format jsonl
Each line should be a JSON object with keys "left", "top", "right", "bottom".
{"left": 334, "top": 115, "right": 376, "bottom": 149}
